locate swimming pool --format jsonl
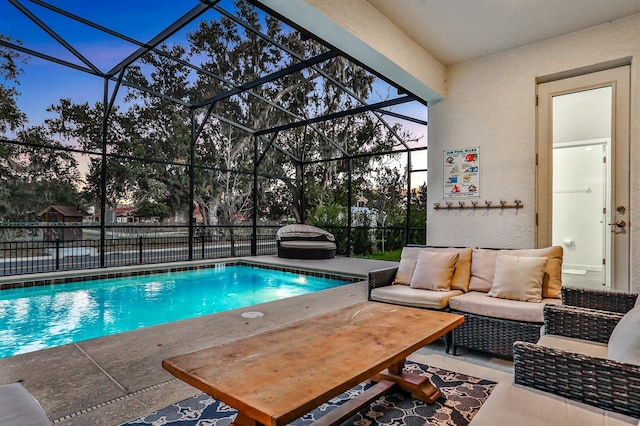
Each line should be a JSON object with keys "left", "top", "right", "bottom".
{"left": 0, "top": 264, "right": 352, "bottom": 358}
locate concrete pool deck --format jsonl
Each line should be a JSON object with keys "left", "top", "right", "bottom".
{"left": 0, "top": 255, "right": 513, "bottom": 425}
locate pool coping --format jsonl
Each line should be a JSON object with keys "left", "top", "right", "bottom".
{"left": 0, "top": 258, "right": 364, "bottom": 290}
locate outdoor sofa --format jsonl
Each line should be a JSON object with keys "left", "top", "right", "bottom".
{"left": 471, "top": 301, "right": 640, "bottom": 424}
{"left": 276, "top": 224, "right": 337, "bottom": 259}
{"left": 368, "top": 245, "right": 563, "bottom": 358}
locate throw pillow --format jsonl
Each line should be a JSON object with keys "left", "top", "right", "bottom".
{"left": 608, "top": 305, "right": 640, "bottom": 365}
{"left": 505, "top": 246, "right": 563, "bottom": 298}
{"left": 393, "top": 247, "right": 421, "bottom": 285}
{"left": 444, "top": 247, "right": 473, "bottom": 292}
{"left": 487, "top": 254, "right": 547, "bottom": 302}
{"left": 410, "top": 251, "right": 459, "bottom": 291}
{"left": 469, "top": 248, "right": 499, "bottom": 292}
{"left": 393, "top": 247, "right": 472, "bottom": 290}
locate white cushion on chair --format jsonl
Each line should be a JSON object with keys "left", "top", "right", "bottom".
{"left": 537, "top": 335, "right": 609, "bottom": 359}
{"left": 449, "top": 291, "right": 560, "bottom": 322}
{"left": 370, "top": 285, "right": 463, "bottom": 310}
{"left": 0, "top": 383, "right": 50, "bottom": 425}
{"left": 470, "top": 382, "right": 638, "bottom": 425}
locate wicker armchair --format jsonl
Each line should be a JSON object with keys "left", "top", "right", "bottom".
{"left": 562, "top": 286, "right": 638, "bottom": 313}
{"left": 513, "top": 304, "right": 640, "bottom": 418}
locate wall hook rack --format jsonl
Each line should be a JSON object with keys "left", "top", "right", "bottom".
{"left": 433, "top": 199, "right": 523, "bottom": 210}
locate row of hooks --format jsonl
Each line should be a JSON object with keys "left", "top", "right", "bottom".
{"left": 433, "top": 199, "right": 524, "bottom": 210}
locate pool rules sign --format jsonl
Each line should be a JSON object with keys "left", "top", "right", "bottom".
{"left": 443, "top": 147, "right": 480, "bottom": 198}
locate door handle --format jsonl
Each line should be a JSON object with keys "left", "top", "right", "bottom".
{"left": 609, "top": 220, "right": 627, "bottom": 228}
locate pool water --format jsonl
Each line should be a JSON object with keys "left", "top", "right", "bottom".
{"left": 0, "top": 265, "right": 349, "bottom": 358}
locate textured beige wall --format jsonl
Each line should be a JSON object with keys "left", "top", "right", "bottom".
{"left": 256, "top": 0, "right": 446, "bottom": 103}
{"left": 427, "top": 14, "right": 640, "bottom": 292}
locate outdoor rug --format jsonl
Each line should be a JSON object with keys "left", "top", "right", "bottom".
{"left": 122, "top": 362, "right": 496, "bottom": 426}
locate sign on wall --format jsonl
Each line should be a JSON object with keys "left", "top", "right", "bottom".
{"left": 443, "top": 147, "right": 480, "bottom": 198}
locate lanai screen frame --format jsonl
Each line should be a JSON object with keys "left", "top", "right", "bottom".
{"left": 0, "top": 0, "right": 428, "bottom": 264}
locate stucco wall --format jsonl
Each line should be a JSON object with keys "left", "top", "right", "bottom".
{"left": 427, "top": 14, "right": 640, "bottom": 292}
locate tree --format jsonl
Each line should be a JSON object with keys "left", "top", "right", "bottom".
{"left": 0, "top": 35, "right": 27, "bottom": 134}
{"left": 409, "top": 182, "right": 427, "bottom": 244}
{"left": 0, "top": 126, "right": 82, "bottom": 221}
{"left": 135, "top": 201, "right": 172, "bottom": 221}
{"left": 40, "top": 1, "right": 415, "bottom": 233}
{"left": 1, "top": 38, "right": 86, "bottom": 221}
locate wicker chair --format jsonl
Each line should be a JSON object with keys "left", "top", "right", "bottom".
{"left": 562, "top": 286, "right": 638, "bottom": 313}
{"left": 513, "top": 304, "right": 640, "bottom": 419}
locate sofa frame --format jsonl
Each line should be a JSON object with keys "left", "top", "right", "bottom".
{"left": 450, "top": 310, "right": 542, "bottom": 358}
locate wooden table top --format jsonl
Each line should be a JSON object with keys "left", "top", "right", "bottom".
{"left": 162, "top": 302, "right": 463, "bottom": 426}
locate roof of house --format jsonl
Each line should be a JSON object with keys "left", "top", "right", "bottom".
{"left": 36, "top": 205, "right": 88, "bottom": 217}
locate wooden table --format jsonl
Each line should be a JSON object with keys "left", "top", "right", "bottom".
{"left": 163, "top": 302, "right": 463, "bottom": 426}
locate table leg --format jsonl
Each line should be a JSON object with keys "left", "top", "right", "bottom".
{"left": 373, "top": 359, "right": 442, "bottom": 404}
{"left": 232, "top": 412, "right": 262, "bottom": 426}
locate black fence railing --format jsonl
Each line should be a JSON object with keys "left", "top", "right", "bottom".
{"left": 0, "top": 223, "right": 425, "bottom": 277}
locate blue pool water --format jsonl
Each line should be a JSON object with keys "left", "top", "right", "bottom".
{"left": 0, "top": 265, "right": 349, "bottom": 358}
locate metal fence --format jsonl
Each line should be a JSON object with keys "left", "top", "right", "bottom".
{"left": 0, "top": 223, "right": 424, "bottom": 277}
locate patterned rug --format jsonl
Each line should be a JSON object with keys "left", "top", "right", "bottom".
{"left": 122, "top": 362, "right": 495, "bottom": 426}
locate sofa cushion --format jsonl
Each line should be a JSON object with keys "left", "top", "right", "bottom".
{"left": 468, "top": 248, "right": 498, "bottom": 292}
{"left": 469, "top": 246, "right": 563, "bottom": 298}
{"left": 370, "top": 285, "right": 463, "bottom": 310}
{"left": 410, "top": 251, "right": 459, "bottom": 291}
{"left": 0, "top": 383, "right": 50, "bottom": 426}
{"left": 469, "top": 382, "right": 638, "bottom": 426}
{"left": 394, "top": 247, "right": 472, "bottom": 292}
{"left": 276, "top": 224, "right": 335, "bottom": 241}
{"left": 449, "top": 291, "right": 560, "bottom": 322}
{"left": 608, "top": 305, "right": 640, "bottom": 365}
{"left": 487, "top": 254, "right": 547, "bottom": 302}
{"left": 537, "top": 334, "right": 608, "bottom": 359}
{"left": 278, "top": 240, "right": 336, "bottom": 250}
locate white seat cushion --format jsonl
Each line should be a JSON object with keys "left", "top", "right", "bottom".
{"left": 278, "top": 240, "right": 336, "bottom": 250}
{"left": 370, "top": 285, "right": 463, "bottom": 310}
{"left": 537, "top": 334, "right": 609, "bottom": 359}
{"left": 470, "top": 382, "right": 638, "bottom": 426}
{"left": 0, "top": 383, "right": 50, "bottom": 426}
{"left": 449, "top": 291, "right": 560, "bottom": 322}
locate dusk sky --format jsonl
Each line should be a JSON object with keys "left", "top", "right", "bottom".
{"left": 1, "top": 0, "right": 428, "bottom": 180}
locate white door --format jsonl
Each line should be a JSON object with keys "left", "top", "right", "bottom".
{"left": 537, "top": 66, "right": 630, "bottom": 291}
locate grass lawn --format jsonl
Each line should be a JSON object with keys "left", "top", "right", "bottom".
{"left": 361, "top": 250, "right": 401, "bottom": 262}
